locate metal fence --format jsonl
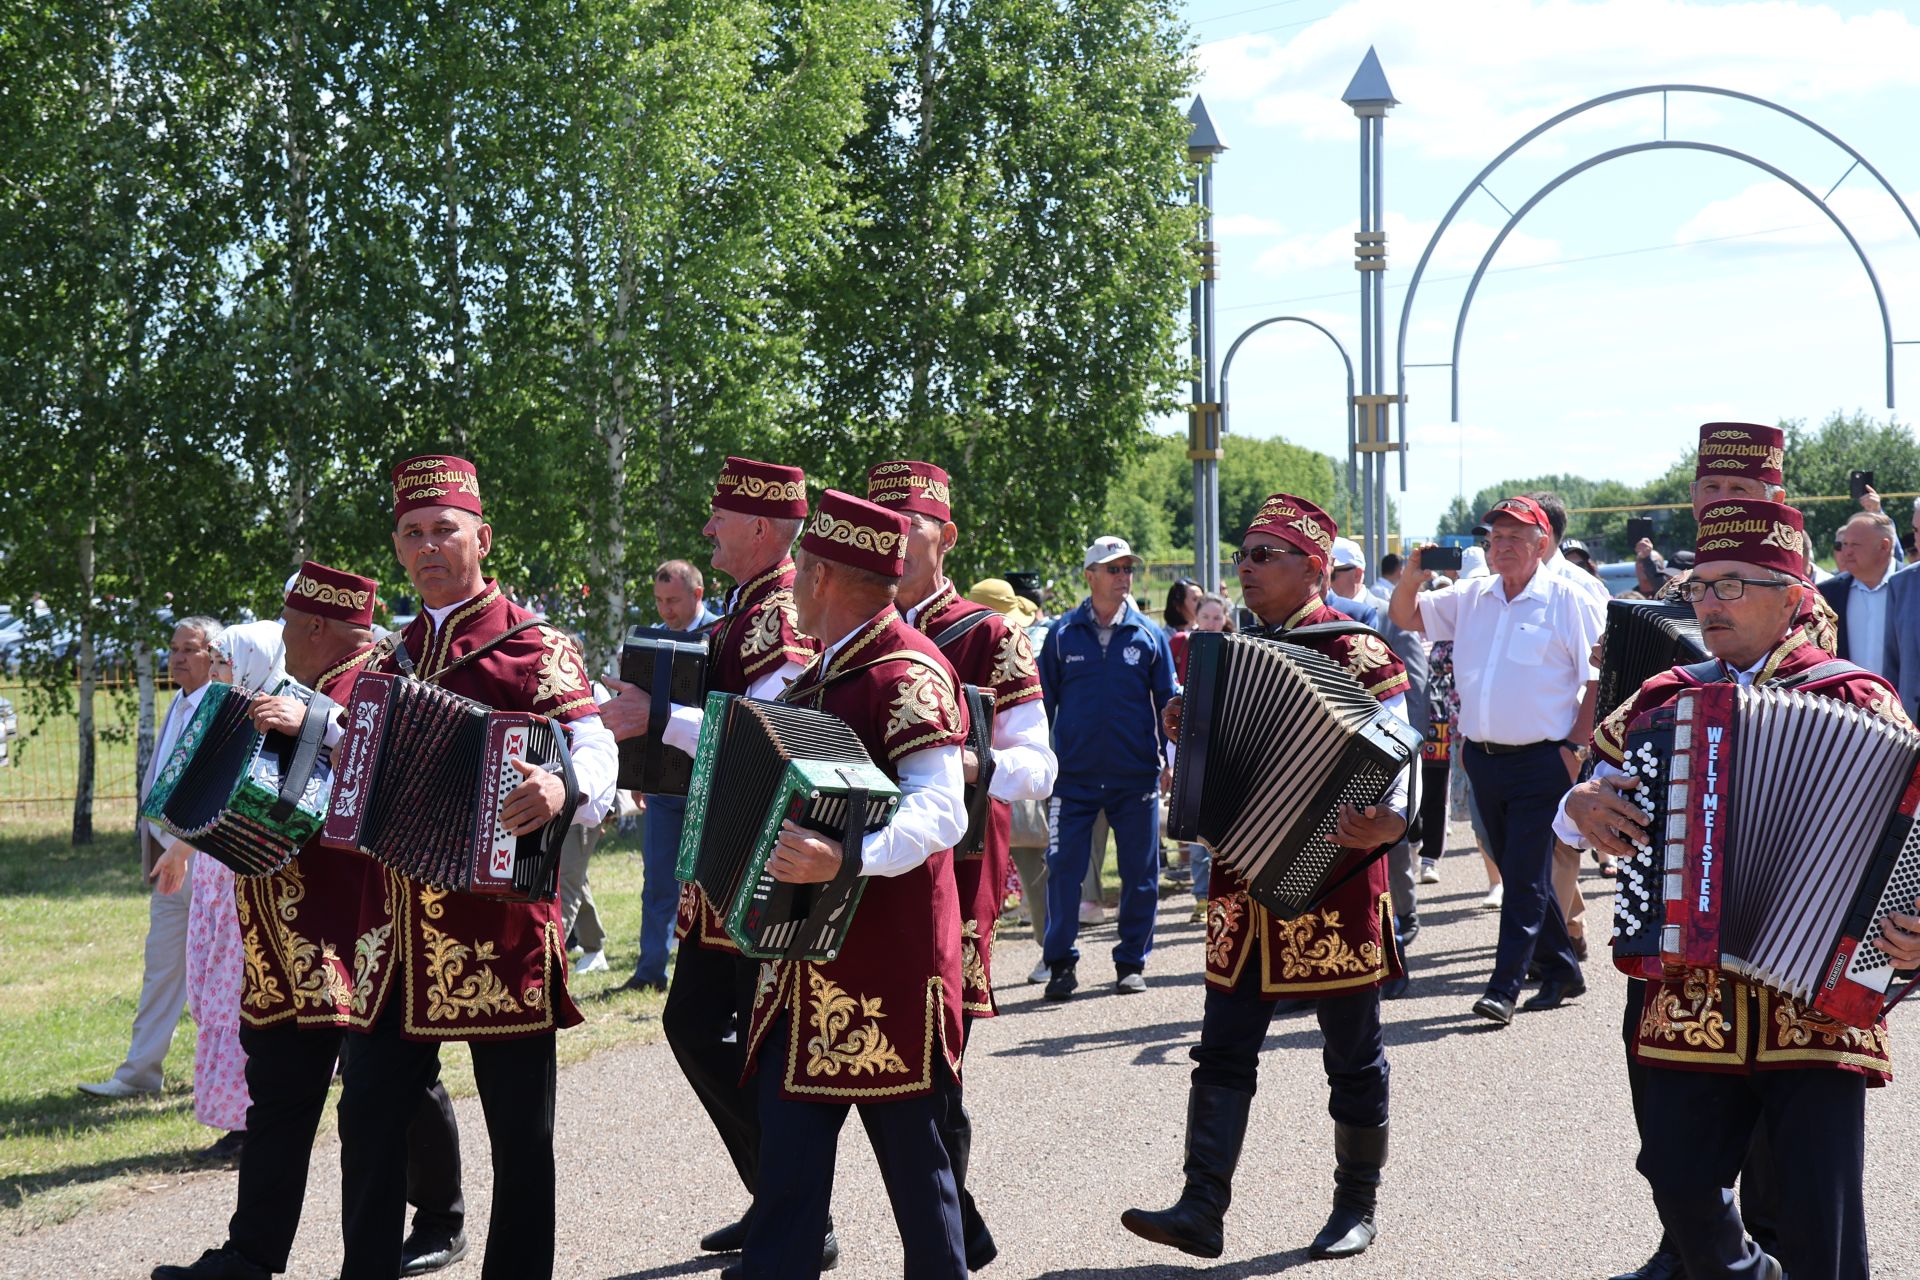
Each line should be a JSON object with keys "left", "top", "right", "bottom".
{"left": 0, "top": 677, "right": 179, "bottom": 822}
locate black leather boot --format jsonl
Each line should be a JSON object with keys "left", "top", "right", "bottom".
{"left": 1308, "top": 1121, "right": 1387, "bottom": 1259}
{"left": 1119, "top": 1085, "right": 1253, "bottom": 1259}
{"left": 1606, "top": 1239, "right": 1687, "bottom": 1280}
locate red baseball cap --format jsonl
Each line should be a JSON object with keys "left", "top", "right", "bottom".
{"left": 1480, "top": 496, "right": 1550, "bottom": 531}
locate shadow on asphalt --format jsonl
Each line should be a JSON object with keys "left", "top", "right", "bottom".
{"left": 604, "top": 1256, "right": 731, "bottom": 1279}
{"left": 1029, "top": 1248, "right": 1317, "bottom": 1278}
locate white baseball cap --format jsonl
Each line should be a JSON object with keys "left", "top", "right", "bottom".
{"left": 1329, "top": 538, "right": 1365, "bottom": 570}
{"left": 1083, "top": 535, "right": 1142, "bottom": 569}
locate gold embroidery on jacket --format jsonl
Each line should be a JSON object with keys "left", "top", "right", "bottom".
{"left": 1344, "top": 635, "right": 1395, "bottom": 680}
{"left": 960, "top": 920, "right": 990, "bottom": 995}
{"left": 532, "top": 626, "right": 589, "bottom": 705}
{"left": 1772, "top": 997, "right": 1888, "bottom": 1053}
{"left": 241, "top": 924, "right": 283, "bottom": 1010}
{"left": 1274, "top": 907, "right": 1380, "bottom": 979}
{"left": 991, "top": 626, "right": 1038, "bottom": 691}
{"left": 803, "top": 968, "right": 907, "bottom": 1078}
{"left": 1640, "top": 969, "right": 1729, "bottom": 1050}
{"left": 743, "top": 593, "right": 800, "bottom": 659}
{"left": 887, "top": 667, "right": 958, "bottom": 739}
{"left": 416, "top": 886, "right": 521, "bottom": 1021}
{"left": 1206, "top": 893, "right": 1243, "bottom": 969}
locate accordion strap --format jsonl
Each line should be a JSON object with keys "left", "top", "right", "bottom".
{"left": 780, "top": 769, "right": 869, "bottom": 964}
{"left": 268, "top": 693, "right": 336, "bottom": 823}
{"left": 779, "top": 650, "right": 951, "bottom": 705}
{"left": 379, "top": 618, "right": 549, "bottom": 686}
{"left": 930, "top": 608, "right": 996, "bottom": 649}
{"left": 1677, "top": 656, "right": 1866, "bottom": 689}
{"left": 1268, "top": 619, "right": 1391, "bottom": 648}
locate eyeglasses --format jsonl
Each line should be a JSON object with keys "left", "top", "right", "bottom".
{"left": 1675, "top": 577, "right": 1793, "bottom": 603}
{"left": 1231, "top": 545, "right": 1305, "bottom": 567}
{"left": 1093, "top": 563, "right": 1136, "bottom": 577}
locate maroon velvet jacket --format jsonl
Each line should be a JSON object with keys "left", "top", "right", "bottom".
{"left": 677, "top": 557, "right": 820, "bottom": 953}
{"left": 914, "top": 580, "right": 1043, "bottom": 1017}
{"left": 1203, "top": 595, "right": 1411, "bottom": 1000}
{"left": 742, "top": 606, "right": 968, "bottom": 1102}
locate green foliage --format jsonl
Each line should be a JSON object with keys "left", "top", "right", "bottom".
{"left": 1104, "top": 431, "right": 1341, "bottom": 562}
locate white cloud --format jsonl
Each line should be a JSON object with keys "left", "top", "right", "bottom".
{"left": 1251, "top": 210, "right": 1563, "bottom": 276}
{"left": 1674, "top": 180, "right": 1920, "bottom": 250}
{"left": 1199, "top": 0, "right": 1920, "bottom": 161}
{"left": 1213, "top": 212, "right": 1290, "bottom": 237}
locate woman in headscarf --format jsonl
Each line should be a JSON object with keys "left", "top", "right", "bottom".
{"left": 183, "top": 619, "right": 286, "bottom": 1159}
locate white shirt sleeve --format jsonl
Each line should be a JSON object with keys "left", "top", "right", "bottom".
{"left": 986, "top": 699, "right": 1057, "bottom": 803}
{"left": 1551, "top": 759, "right": 1625, "bottom": 847}
{"left": 562, "top": 713, "right": 621, "bottom": 828}
{"left": 1414, "top": 582, "right": 1465, "bottom": 642}
{"left": 857, "top": 745, "right": 967, "bottom": 878}
{"left": 1567, "top": 587, "right": 1608, "bottom": 683}
{"left": 661, "top": 658, "right": 811, "bottom": 758}
{"left": 1380, "top": 693, "right": 1412, "bottom": 820}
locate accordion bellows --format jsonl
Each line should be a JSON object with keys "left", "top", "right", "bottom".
{"left": 1616, "top": 681, "right": 1920, "bottom": 1027}
{"left": 678, "top": 693, "right": 899, "bottom": 961}
{"left": 1169, "top": 631, "right": 1421, "bottom": 919}
{"left": 322, "top": 671, "right": 577, "bottom": 902}
{"left": 143, "top": 680, "right": 333, "bottom": 877}
{"left": 1596, "top": 598, "right": 1707, "bottom": 724}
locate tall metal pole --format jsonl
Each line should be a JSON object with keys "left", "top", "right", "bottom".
{"left": 1344, "top": 49, "right": 1401, "bottom": 578}
{"left": 1187, "top": 98, "right": 1227, "bottom": 592}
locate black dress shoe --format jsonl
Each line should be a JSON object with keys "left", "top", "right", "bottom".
{"left": 1043, "top": 960, "right": 1078, "bottom": 1001}
{"left": 719, "top": 1231, "right": 839, "bottom": 1278}
{"left": 399, "top": 1229, "right": 468, "bottom": 1276}
{"left": 701, "top": 1214, "right": 752, "bottom": 1252}
{"left": 151, "top": 1246, "right": 271, "bottom": 1280}
{"left": 1471, "top": 993, "right": 1514, "bottom": 1025}
{"left": 199, "top": 1131, "right": 245, "bottom": 1167}
{"left": 1393, "top": 912, "right": 1420, "bottom": 948}
{"left": 1606, "top": 1245, "right": 1687, "bottom": 1280}
{"left": 1521, "top": 976, "right": 1588, "bottom": 1011}
{"left": 620, "top": 974, "right": 667, "bottom": 993}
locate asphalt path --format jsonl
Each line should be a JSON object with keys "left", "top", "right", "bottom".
{"left": 9, "top": 846, "right": 1919, "bottom": 1279}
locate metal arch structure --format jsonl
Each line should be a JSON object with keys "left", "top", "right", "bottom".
{"left": 1451, "top": 141, "right": 1898, "bottom": 414}
{"left": 1218, "top": 315, "right": 1360, "bottom": 520}
{"left": 1394, "top": 84, "right": 1920, "bottom": 431}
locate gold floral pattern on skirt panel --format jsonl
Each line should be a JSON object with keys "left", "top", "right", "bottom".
{"left": 803, "top": 967, "right": 907, "bottom": 1079}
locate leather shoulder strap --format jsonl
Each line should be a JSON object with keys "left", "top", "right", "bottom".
{"left": 1769, "top": 658, "right": 1865, "bottom": 691}
{"left": 423, "top": 617, "right": 550, "bottom": 686}
{"left": 931, "top": 607, "right": 996, "bottom": 649}
{"left": 779, "top": 649, "right": 950, "bottom": 704}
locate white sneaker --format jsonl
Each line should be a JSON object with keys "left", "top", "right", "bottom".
{"left": 574, "top": 949, "right": 608, "bottom": 974}
{"left": 78, "top": 1078, "right": 155, "bottom": 1100}
{"left": 1027, "top": 958, "right": 1051, "bottom": 984}
{"left": 1480, "top": 883, "right": 1504, "bottom": 911}
{"left": 1078, "top": 900, "right": 1106, "bottom": 925}
{"left": 1115, "top": 972, "right": 1147, "bottom": 994}
{"left": 1418, "top": 859, "right": 1441, "bottom": 885}
{"left": 567, "top": 943, "right": 585, "bottom": 959}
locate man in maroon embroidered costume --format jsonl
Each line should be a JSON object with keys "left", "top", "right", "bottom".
{"left": 867, "top": 459, "right": 1057, "bottom": 1271}
{"left": 1562, "top": 498, "right": 1917, "bottom": 1280}
{"left": 1124, "top": 493, "right": 1410, "bottom": 1263}
{"left": 596, "top": 456, "right": 823, "bottom": 1261}
{"left": 732, "top": 489, "right": 971, "bottom": 1280}
{"left": 154, "top": 564, "right": 460, "bottom": 1279}
{"left": 329, "top": 455, "right": 619, "bottom": 1280}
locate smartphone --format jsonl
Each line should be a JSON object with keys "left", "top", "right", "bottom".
{"left": 1422, "top": 545, "right": 1463, "bottom": 572}
{"left": 1625, "top": 516, "right": 1654, "bottom": 547}
{"left": 1851, "top": 469, "right": 1876, "bottom": 502}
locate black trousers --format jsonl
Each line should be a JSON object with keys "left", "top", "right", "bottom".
{"left": 663, "top": 940, "right": 762, "bottom": 1197}
{"left": 1191, "top": 959, "right": 1388, "bottom": 1128}
{"left": 935, "top": 1011, "right": 984, "bottom": 1246}
{"left": 1638, "top": 1064, "right": 1868, "bottom": 1280}
{"left": 338, "top": 1004, "right": 554, "bottom": 1280}
{"left": 1418, "top": 758, "right": 1450, "bottom": 864}
{"left": 1460, "top": 741, "right": 1581, "bottom": 1001}
{"left": 742, "top": 1021, "right": 964, "bottom": 1280}
{"left": 226, "top": 1022, "right": 463, "bottom": 1272}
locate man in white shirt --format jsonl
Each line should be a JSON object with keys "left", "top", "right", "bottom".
{"left": 79, "top": 616, "right": 222, "bottom": 1099}
{"left": 1390, "top": 496, "right": 1605, "bottom": 1026}
{"left": 1818, "top": 511, "right": 1897, "bottom": 676}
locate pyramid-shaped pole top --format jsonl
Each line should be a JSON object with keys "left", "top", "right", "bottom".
{"left": 1187, "top": 96, "right": 1227, "bottom": 157}
{"left": 1341, "top": 47, "right": 1398, "bottom": 116}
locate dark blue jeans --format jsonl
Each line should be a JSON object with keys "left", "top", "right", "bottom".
{"left": 633, "top": 794, "right": 686, "bottom": 985}
{"left": 1460, "top": 740, "right": 1580, "bottom": 1002}
{"left": 1042, "top": 778, "right": 1162, "bottom": 970}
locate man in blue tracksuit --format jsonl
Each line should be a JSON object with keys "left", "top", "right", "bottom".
{"left": 1038, "top": 536, "right": 1179, "bottom": 999}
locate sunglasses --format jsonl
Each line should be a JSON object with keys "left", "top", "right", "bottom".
{"left": 1093, "top": 562, "right": 1136, "bottom": 576}
{"left": 1231, "top": 545, "right": 1306, "bottom": 567}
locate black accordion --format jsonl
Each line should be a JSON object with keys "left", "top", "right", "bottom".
{"left": 1596, "top": 598, "right": 1706, "bottom": 723}
{"left": 1613, "top": 681, "right": 1920, "bottom": 1028}
{"left": 616, "top": 626, "right": 709, "bottom": 796}
{"left": 1169, "top": 631, "right": 1422, "bottom": 918}
{"left": 322, "top": 671, "right": 578, "bottom": 902}
{"left": 141, "top": 680, "right": 334, "bottom": 877}
{"left": 677, "top": 693, "right": 900, "bottom": 961}
{"left": 956, "top": 684, "right": 996, "bottom": 858}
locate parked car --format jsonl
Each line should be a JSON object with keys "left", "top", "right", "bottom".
{"left": 1596, "top": 562, "right": 1642, "bottom": 598}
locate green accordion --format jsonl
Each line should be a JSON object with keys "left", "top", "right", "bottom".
{"left": 142, "top": 678, "right": 334, "bottom": 876}
{"left": 678, "top": 692, "right": 900, "bottom": 961}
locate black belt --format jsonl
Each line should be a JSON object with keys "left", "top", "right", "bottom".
{"left": 1467, "top": 738, "right": 1562, "bottom": 756}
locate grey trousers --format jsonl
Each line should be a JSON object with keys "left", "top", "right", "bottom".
{"left": 114, "top": 882, "right": 192, "bottom": 1091}
{"left": 1011, "top": 846, "right": 1049, "bottom": 947}
{"left": 1386, "top": 839, "right": 1417, "bottom": 921}
{"left": 557, "top": 824, "right": 605, "bottom": 953}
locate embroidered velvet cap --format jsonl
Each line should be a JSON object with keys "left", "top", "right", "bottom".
{"left": 1694, "top": 499, "right": 1810, "bottom": 582}
{"left": 1696, "top": 423, "right": 1785, "bottom": 487}
{"left": 712, "top": 456, "right": 808, "bottom": 519}
{"left": 801, "top": 489, "right": 908, "bottom": 578}
{"left": 866, "top": 460, "right": 952, "bottom": 522}
{"left": 391, "top": 454, "right": 483, "bottom": 521}
{"left": 1480, "top": 495, "right": 1551, "bottom": 532}
{"left": 285, "top": 561, "right": 377, "bottom": 627}
{"left": 1244, "top": 492, "right": 1336, "bottom": 560}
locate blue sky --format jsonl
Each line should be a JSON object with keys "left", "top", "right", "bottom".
{"left": 1176, "top": 0, "right": 1920, "bottom": 536}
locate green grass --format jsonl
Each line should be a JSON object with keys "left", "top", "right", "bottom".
{"left": 0, "top": 816, "right": 666, "bottom": 1235}
{"left": 0, "top": 679, "right": 173, "bottom": 823}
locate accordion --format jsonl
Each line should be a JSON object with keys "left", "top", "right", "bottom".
{"left": 616, "top": 626, "right": 709, "bottom": 796}
{"left": 677, "top": 693, "right": 900, "bottom": 961}
{"left": 955, "top": 685, "right": 996, "bottom": 858}
{"left": 142, "top": 680, "right": 334, "bottom": 877}
{"left": 322, "top": 671, "right": 578, "bottom": 902}
{"left": 1596, "top": 598, "right": 1706, "bottom": 723}
{"left": 1168, "top": 631, "right": 1422, "bottom": 919}
{"left": 1613, "top": 681, "right": 1920, "bottom": 1027}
